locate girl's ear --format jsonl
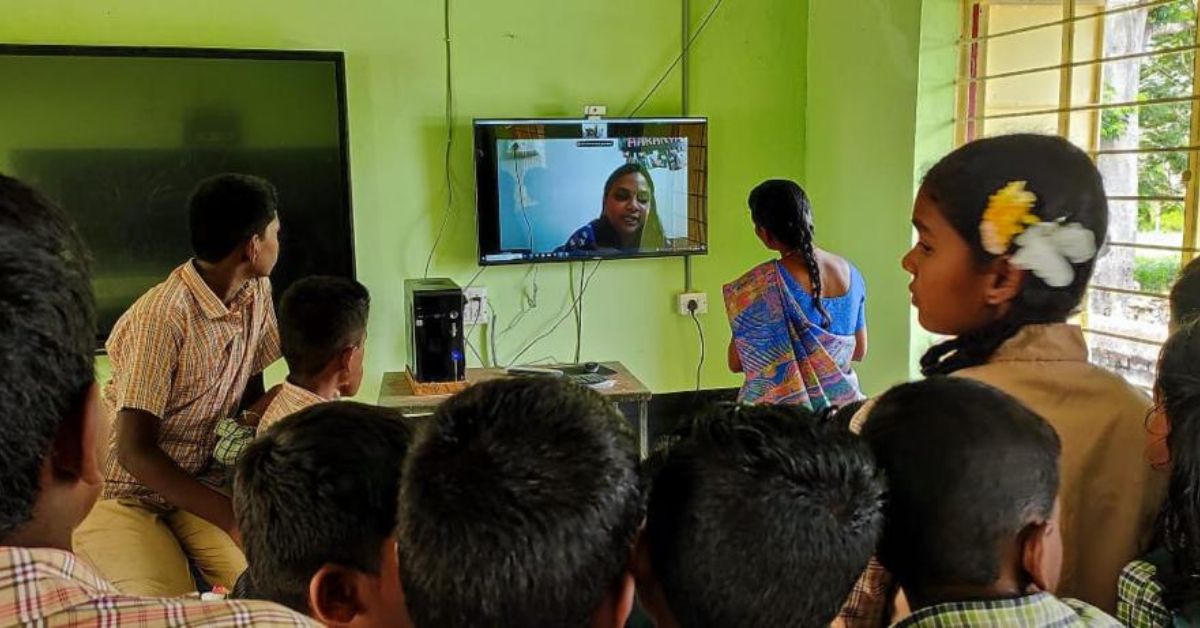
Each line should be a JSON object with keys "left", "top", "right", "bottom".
{"left": 984, "top": 256, "right": 1024, "bottom": 308}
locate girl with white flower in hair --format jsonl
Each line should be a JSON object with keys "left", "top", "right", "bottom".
{"left": 894, "top": 134, "right": 1166, "bottom": 614}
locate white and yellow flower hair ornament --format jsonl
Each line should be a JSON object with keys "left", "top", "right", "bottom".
{"left": 979, "top": 181, "right": 1098, "bottom": 288}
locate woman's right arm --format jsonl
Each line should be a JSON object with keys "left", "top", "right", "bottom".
{"left": 853, "top": 326, "right": 869, "bottom": 362}
{"left": 728, "top": 340, "right": 743, "bottom": 373}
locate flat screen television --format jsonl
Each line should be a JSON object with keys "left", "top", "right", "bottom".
{"left": 0, "top": 45, "right": 354, "bottom": 343}
{"left": 474, "top": 117, "right": 708, "bottom": 265}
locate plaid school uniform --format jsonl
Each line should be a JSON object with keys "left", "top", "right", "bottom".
{"left": 0, "top": 546, "right": 314, "bottom": 626}
{"left": 101, "top": 260, "right": 280, "bottom": 503}
{"left": 895, "top": 592, "right": 1120, "bottom": 628}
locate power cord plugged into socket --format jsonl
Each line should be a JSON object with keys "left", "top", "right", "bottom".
{"left": 464, "top": 287, "right": 489, "bottom": 325}
{"left": 677, "top": 292, "right": 707, "bottom": 316}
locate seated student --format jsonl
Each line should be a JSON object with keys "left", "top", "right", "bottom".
{"left": 75, "top": 173, "right": 283, "bottom": 596}
{"left": 0, "top": 173, "right": 312, "bottom": 625}
{"left": 396, "top": 378, "right": 642, "bottom": 628}
{"left": 234, "top": 401, "right": 412, "bottom": 627}
{"left": 635, "top": 403, "right": 884, "bottom": 627}
{"left": 1119, "top": 320, "right": 1200, "bottom": 627}
{"left": 1170, "top": 256, "right": 1200, "bottom": 332}
{"left": 212, "top": 276, "right": 370, "bottom": 466}
{"left": 861, "top": 378, "right": 1121, "bottom": 627}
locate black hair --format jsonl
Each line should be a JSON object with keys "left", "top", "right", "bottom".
{"left": 1151, "top": 320, "right": 1200, "bottom": 611}
{"left": 1171, "top": 256, "right": 1200, "bottom": 328}
{"left": 593, "top": 162, "right": 665, "bottom": 249}
{"left": 234, "top": 401, "right": 413, "bottom": 614}
{"left": 397, "top": 378, "right": 642, "bottom": 628}
{"left": 861, "top": 378, "right": 1061, "bottom": 596}
{"left": 749, "top": 179, "right": 831, "bottom": 327}
{"left": 918, "top": 134, "right": 1107, "bottom": 375}
{"left": 643, "top": 403, "right": 883, "bottom": 628}
{"left": 0, "top": 173, "right": 96, "bottom": 540}
{"left": 188, "top": 173, "right": 279, "bottom": 263}
{"left": 278, "top": 276, "right": 370, "bottom": 379}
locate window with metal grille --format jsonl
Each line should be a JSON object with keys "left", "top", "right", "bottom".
{"left": 958, "top": 0, "right": 1200, "bottom": 391}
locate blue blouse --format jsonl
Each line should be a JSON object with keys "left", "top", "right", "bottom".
{"left": 777, "top": 261, "right": 867, "bottom": 336}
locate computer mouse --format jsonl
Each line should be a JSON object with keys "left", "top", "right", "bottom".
{"left": 584, "top": 361, "right": 600, "bottom": 373}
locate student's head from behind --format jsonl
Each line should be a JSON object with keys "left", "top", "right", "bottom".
{"left": 0, "top": 174, "right": 102, "bottom": 548}
{"left": 905, "top": 134, "right": 1107, "bottom": 375}
{"left": 1171, "top": 256, "right": 1200, "bottom": 332}
{"left": 601, "top": 162, "right": 657, "bottom": 242}
{"left": 234, "top": 401, "right": 412, "bottom": 627}
{"left": 397, "top": 378, "right": 642, "bottom": 628}
{"left": 189, "top": 173, "right": 281, "bottom": 275}
{"left": 637, "top": 403, "right": 883, "bottom": 628}
{"left": 279, "top": 276, "right": 370, "bottom": 397}
{"left": 862, "top": 378, "right": 1062, "bottom": 607}
{"left": 1152, "top": 319, "right": 1200, "bottom": 610}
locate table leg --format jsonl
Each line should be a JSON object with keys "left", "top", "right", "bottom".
{"left": 639, "top": 401, "right": 649, "bottom": 460}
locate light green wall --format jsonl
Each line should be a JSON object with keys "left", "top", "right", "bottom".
{"left": 805, "top": 0, "right": 925, "bottom": 396}
{"left": 2, "top": 0, "right": 809, "bottom": 399}
{"left": 910, "top": 0, "right": 962, "bottom": 374}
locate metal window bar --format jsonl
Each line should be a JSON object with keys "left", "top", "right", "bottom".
{"left": 968, "top": 42, "right": 1199, "bottom": 84}
{"left": 1105, "top": 240, "right": 1200, "bottom": 253}
{"left": 1088, "top": 284, "right": 1169, "bottom": 299}
{"left": 1081, "top": 327, "right": 1167, "bottom": 347}
{"left": 1108, "top": 195, "right": 1187, "bottom": 202}
{"left": 1092, "top": 146, "right": 1200, "bottom": 156}
{"left": 961, "top": 0, "right": 1182, "bottom": 45}
{"left": 970, "top": 94, "right": 1200, "bottom": 122}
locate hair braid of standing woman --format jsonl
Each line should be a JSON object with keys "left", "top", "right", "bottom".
{"left": 749, "top": 180, "right": 832, "bottom": 328}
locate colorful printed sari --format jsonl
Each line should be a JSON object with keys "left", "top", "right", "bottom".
{"left": 724, "top": 260, "right": 862, "bottom": 410}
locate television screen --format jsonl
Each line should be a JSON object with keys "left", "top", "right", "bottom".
{"left": 474, "top": 118, "right": 707, "bottom": 264}
{"left": 0, "top": 46, "right": 354, "bottom": 343}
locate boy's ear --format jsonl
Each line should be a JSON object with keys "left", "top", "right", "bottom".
{"left": 591, "top": 535, "right": 638, "bottom": 628}
{"left": 1020, "top": 514, "right": 1063, "bottom": 594}
{"left": 309, "top": 564, "right": 368, "bottom": 625}
{"left": 50, "top": 382, "right": 104, "bottom": 485}
{"left": 339, "top": 345, "right": 357, "bottom": 372}
{"left": 984, "top": 256, "right": 1025, "bottom": 307}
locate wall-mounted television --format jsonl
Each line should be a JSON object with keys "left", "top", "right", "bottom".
{"left": 474, "top": 117, "right": 708, "bottom": 265}
{"left": 0, "top": 45, "right": 355, "bottom": 343}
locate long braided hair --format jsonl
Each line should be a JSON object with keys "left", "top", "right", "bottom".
{"left": 1153, "top": 320, "right": 1200, "bottom": 612}
{"left": 749, "top": 179, "right": 831, "bottom": 328}
{"left": 918, "top": 135, "right": 1107, "bottom": 376}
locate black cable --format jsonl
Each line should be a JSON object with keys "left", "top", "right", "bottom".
{"left": 689, "top": 306, "right": 705, "bottom": 392}
{"left": 574, "top": 260, "right": 585, "bottom": 363}
{"left": 625, "top": 0, "right": 730, "bottom": 118}
{"left": 424, "top": 0, "right": 454, "bottom": 278}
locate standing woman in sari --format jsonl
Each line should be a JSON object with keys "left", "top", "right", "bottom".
{"left": 724, "top": 179, "right": 868, "bottom": 410}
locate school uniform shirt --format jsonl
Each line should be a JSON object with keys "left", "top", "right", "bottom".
{"left": 101, "top": 260, "right": 281, "bottom": 504}
{"left": 0, "top": 546, "right": 315, "bottom": 626}
{"left": 957, "top": 323, "right": 1166, "bottom": 613}
{"left": 256, "top": 381, "right": 329, "bottom": 437}
{"left": 895, "top": 592, "right": 1120, "bottom": 628}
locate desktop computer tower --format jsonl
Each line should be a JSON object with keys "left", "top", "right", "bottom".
{"left": 405, "top": 278, "right": 466, "bottom": 383}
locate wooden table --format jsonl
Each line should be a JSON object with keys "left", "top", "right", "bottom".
{"left": 377, "top": 361, "right": 654, "bottom": 458}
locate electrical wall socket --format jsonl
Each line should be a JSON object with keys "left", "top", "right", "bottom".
{"left": 463, "top": 287, "right": 489, "bottom": 325}
{"left": 677, "top": 292, "right": 708, "bottom": 316}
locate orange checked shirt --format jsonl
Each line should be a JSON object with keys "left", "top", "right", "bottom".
{"left": 0, "top": 546, "right": 315, "bottom": 626}
{"left": 102, "top": 260, "right": 281, "bottom": 502}
{"left": 256, "top": 381, "right": 329, "bottom": 437}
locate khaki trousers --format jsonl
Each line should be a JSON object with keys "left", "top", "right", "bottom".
{"left": 73, "top": 498, "right": 246, "bottom": 597}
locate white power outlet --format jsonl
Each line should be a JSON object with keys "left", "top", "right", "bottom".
{"left": 677, "top": 292, "right": 708, "bottom": 316}
{"left": 464, "top": 287, "right": 489, "bottom": 325}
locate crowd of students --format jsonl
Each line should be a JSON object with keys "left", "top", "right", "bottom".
{"left": 0, "top": 131, "right": 1197, "bottom": 628}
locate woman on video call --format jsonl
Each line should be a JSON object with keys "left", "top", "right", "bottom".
{"left": 557, "top": 162, "right": 666, "bottom": 253}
